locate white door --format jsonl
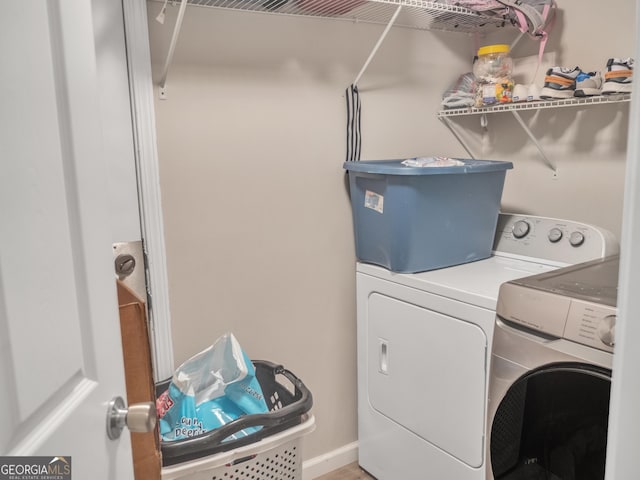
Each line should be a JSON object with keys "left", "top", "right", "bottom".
{"left": 0, "top": 1, "right": 136, "bottom": 478}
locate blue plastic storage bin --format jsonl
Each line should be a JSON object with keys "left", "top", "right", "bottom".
{"left": 344, "top": 158, "right": 513, "bottom": 273}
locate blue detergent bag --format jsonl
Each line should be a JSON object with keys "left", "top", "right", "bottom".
{"left": 157, "top": 333, "right": 269, "bottom": 442}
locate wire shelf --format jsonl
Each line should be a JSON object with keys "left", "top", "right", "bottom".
{"left": 166, "top": 0, "right": 509, "bottom": 33}
{"left": 437, "top": 94, "right": 632, "bottom": 117}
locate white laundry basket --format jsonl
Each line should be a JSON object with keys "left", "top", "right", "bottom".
{"left": 161, "top": 415, "right": 315, "bottom": 480}
{"left": 157, "top": 361, "right": 314, "bottom": 480}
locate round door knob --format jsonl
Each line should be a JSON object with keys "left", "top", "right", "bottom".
{"left": 107, "top": 396, "right": 157, "bottom": 440}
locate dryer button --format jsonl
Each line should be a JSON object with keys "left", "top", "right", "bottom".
{"left": 569, "top": 231, "right": 585, "bottom": 247}
{"left": 548, "top": 228, "right": 563, "bottom": 243}
{"left": 597, "top": 315, "right": 616, "bottom": 347}
{"left": 512, "top": 220, "right": 530, "bottom": 239}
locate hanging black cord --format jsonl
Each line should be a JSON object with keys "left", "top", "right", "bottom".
{"left": 355, "top": 84, "right": 361, "bottom": 161}
{"left": 345, "top": 85, "right": 352, "bottom": 162}
{"left": 345, "top": 84, "right": 361, "bottom": 162}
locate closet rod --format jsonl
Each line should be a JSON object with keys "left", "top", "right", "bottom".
{"left": 159, "top": 0, "right": 188, "bottom": 99}
{"left": 353, "top": 4, "right": 402, "bottom": 86}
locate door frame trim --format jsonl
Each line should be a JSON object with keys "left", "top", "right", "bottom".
{"left": 122, "top": 0, "right": 174, "bottom": 381}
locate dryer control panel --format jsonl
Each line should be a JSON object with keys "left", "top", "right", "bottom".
{"left": 493, "top": 214, "right": 619, "bottom": 266}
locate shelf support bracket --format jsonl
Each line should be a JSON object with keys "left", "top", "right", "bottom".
{"left": 353, "top": 4, "right": 402, "bottom": 86}
{"left": 509, "top": 31, "right": 526, "bottom": 53}
{"left": 510, "top": 110, "right": 558, "bottom": 177}
{"left": 438, "top": 116, "right": 476, "bottom": 159}
{"left": 158, "top": 0, "right": 188, "bottom": 100}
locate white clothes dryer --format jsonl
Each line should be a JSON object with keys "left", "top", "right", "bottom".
{"left": 486, "top": 255, "right": 619, "bottom": 480}
{"left": 356, "top": 214, "right": 618, "bottom": 480}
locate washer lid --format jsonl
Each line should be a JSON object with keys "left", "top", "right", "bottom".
{"left": 508, "top": 255, "right": 619, "bottom": 307}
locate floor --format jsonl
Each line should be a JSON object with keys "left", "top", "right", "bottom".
{"left": 315, "top": 462, "right": 376, "bottom": 480}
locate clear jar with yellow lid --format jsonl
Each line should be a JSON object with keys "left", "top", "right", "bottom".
{"left": 473, "top": 44, "right": 514, "bottom": 107}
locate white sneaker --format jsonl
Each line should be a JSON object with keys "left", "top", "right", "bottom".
{"left": 602, "top": 57, "right": 634, "bottom": 94}
{"left": 574, "top": 71, "right": 603, "bottom": 97}
{"left": 540, "top": 66, "right": 581, "bottom": 99}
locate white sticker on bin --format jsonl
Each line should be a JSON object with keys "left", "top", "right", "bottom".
{"left": 364, "top": 190, "right": 384, "bottom": 214}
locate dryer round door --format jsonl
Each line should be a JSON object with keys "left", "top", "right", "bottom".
{"left": 490, "top": 362, "right": 611, "bottom": 480}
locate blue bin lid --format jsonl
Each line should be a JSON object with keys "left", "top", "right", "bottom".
{"left": 343, "top": 158, "right": 513, "bottom": 175}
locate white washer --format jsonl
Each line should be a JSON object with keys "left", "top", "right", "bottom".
{"left": 356, "top": 213, "right": 618, "bottom": 480}
{"left": 486, "top": 255, "right": 618, "bottom": 480}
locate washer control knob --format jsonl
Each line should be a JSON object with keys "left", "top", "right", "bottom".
{"left": 548, "top": 227, "right": 563, "bottom": 243}
{"left": 512, "top": 220, "right": 530, "bottom": 239}
{"left": 597, "top": 315, "right": 616, "bottom": 347}
{"left": 569, "top": 231, "right": 585, "bottom": 247}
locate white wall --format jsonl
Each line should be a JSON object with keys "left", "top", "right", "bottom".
{"left": 145, "top": 0, "right": 635, "bottom": 466}
{"left": 147, "top": 4, "right": 472, "bottom": 462}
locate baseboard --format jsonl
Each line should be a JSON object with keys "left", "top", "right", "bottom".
{"left": 302, "top": 441, "right": 359, "bottom": 479}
